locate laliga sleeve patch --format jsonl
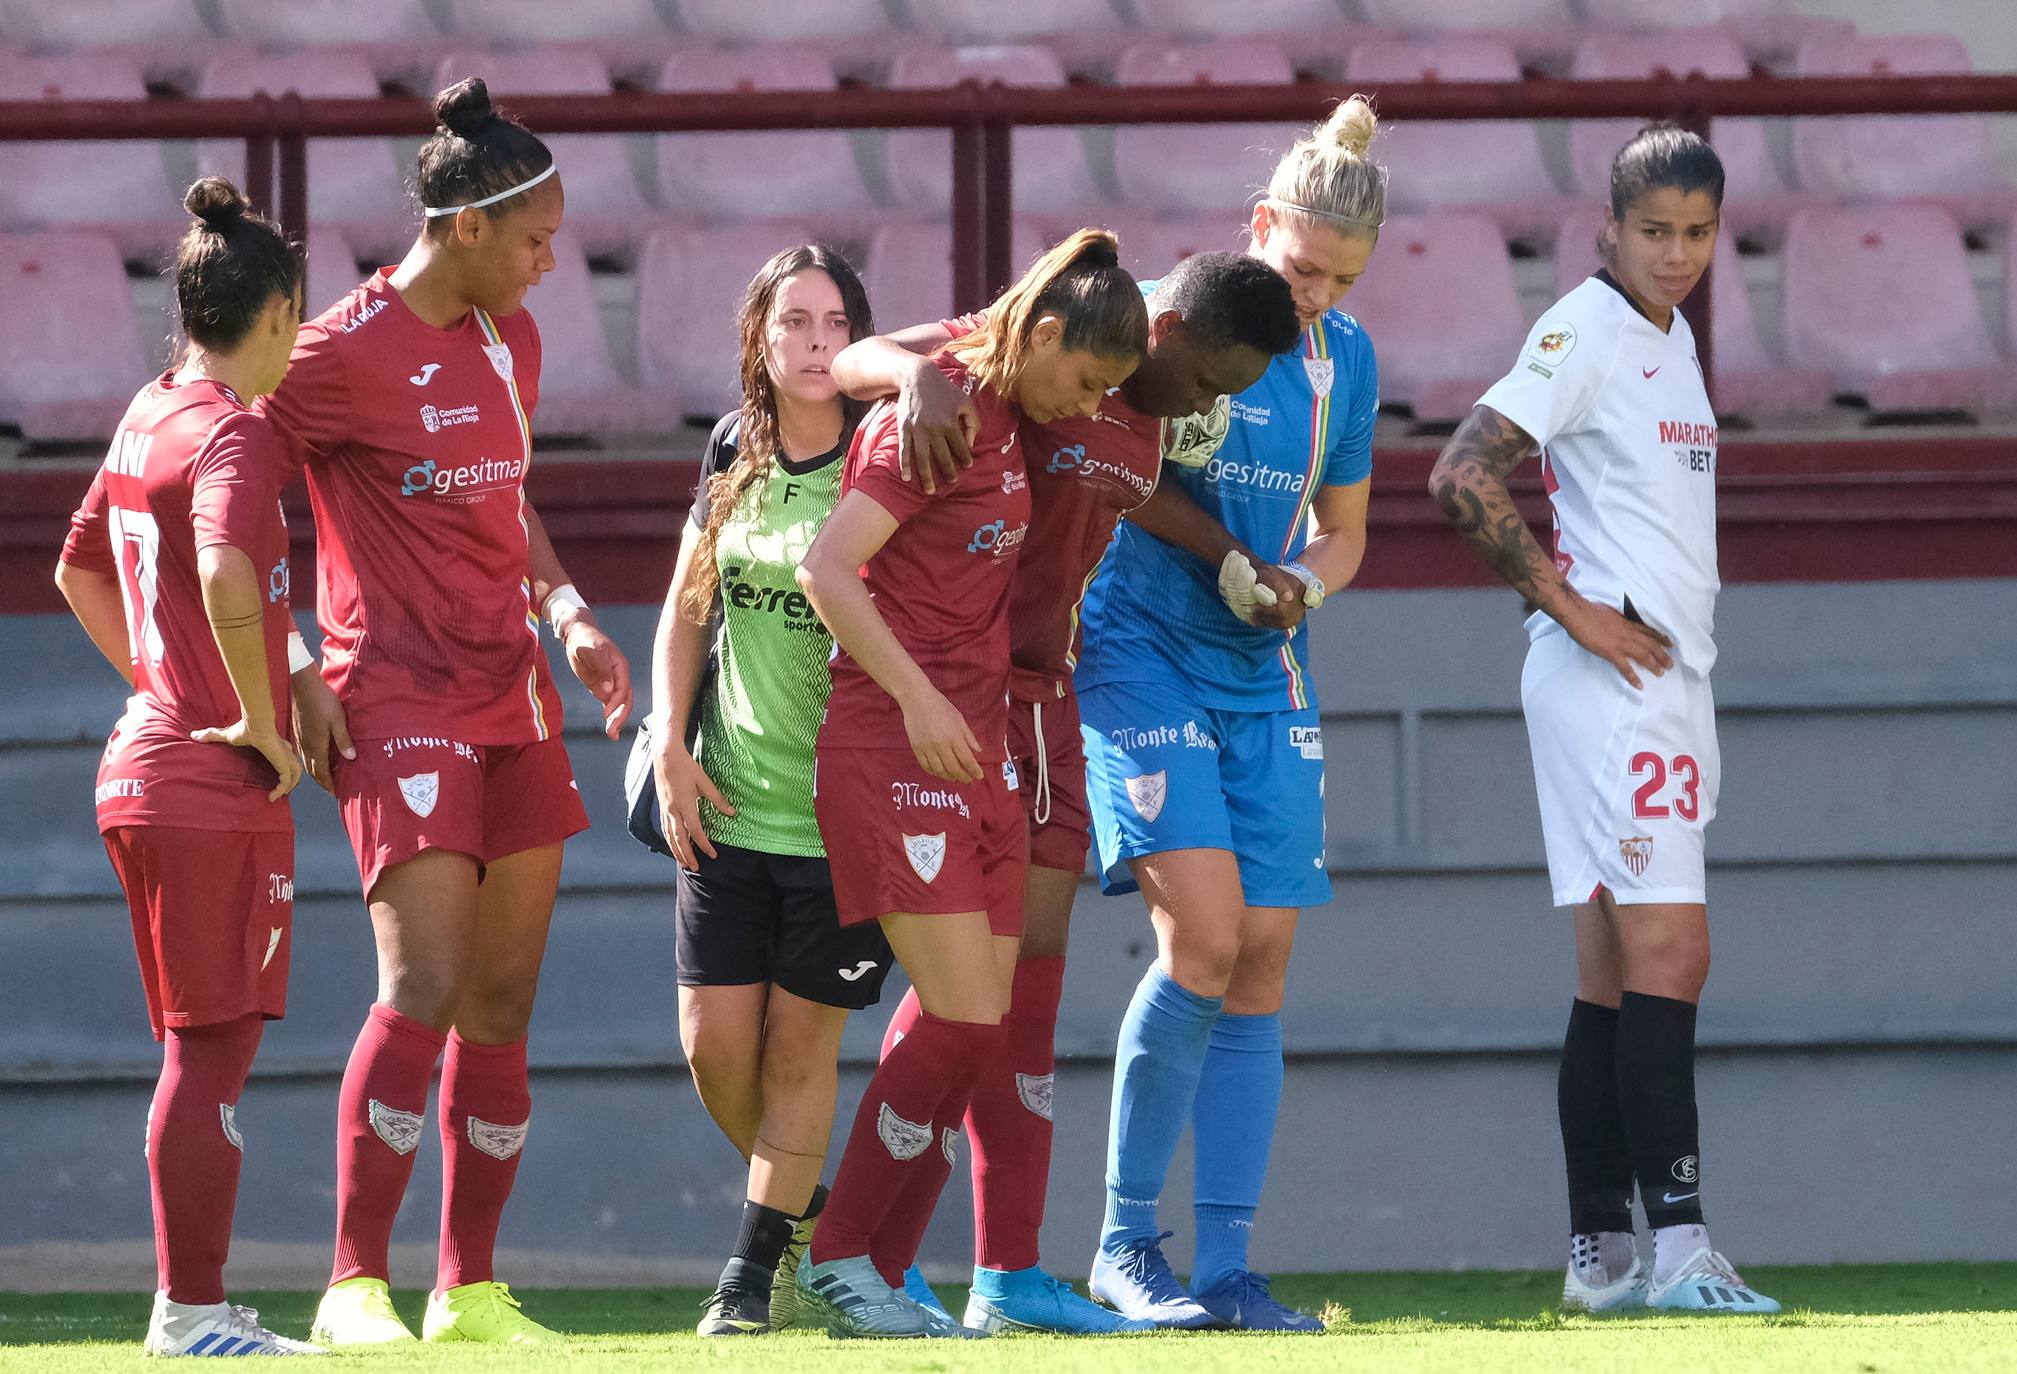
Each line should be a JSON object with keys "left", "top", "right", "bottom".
{"left": 368, "top": 1099, "right": 424, "bottom": 1156}
{"left": 1529, "top": 322, "right": 1577, "bottom": 369}
{"left": 1125, "top": 770, "right": 1168, "bottom": 823}
{"left": 877, "top": 1103, "right": 933, "bottom": 1161}
{"left": 466, "top": 1114, "right": 530, "bottom": 1162}
{"left": 1016, "top": 1072, "right": 1055, "bottom": 1122}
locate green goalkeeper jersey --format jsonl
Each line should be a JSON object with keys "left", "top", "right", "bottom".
{"left": 691, "top": 414, "right": 842, "bottom": 857}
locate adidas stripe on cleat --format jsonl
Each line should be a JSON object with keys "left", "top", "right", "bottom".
{"left": 1646, "top": 1249, "right": 1781, "bottom": 1314}
{"left": 797, "top": 1255, "right": 927, "bottom": 1338}
{"left": 146, "top": 1293, "right": 325, "bottom": 1356}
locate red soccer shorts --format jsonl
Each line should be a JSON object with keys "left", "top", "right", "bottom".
{"left": 1008, "top": 687, "right": 1092, "bottom": 874}
{"left": 335, "top": 735, "right": 589, "bottom": 897}
{"left": 103, "top": 825, "right": 295, "bottom": 1041}
{"left": 814, "top": 746, "right": 1027, "bottom": 937}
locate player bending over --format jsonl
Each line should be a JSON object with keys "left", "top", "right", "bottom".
{"left": 1428, "top": 124, "right": 1779, "bottom": 1317}
{"left": 56, "top": 177, "right": 318, "bottom": 1357}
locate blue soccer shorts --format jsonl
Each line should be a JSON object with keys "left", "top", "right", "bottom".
{"left": 1078, "top": 677, "right": 1330, "bottom": 909}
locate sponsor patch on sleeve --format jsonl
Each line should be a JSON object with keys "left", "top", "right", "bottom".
{"left": 1528, "top": 322, "right": 1577, "bottom": 369}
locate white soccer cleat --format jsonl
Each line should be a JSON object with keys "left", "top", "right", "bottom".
{"left": 1561, "top": 1254, "right": 1648, "bottom": 1314}
{"left": 1646, "top": 1248, "right": 1781, "bottom": 1315}
{"left": 145, "top": 1292, "right": 326, "bottom": 1356}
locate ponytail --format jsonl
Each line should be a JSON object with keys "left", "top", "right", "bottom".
{"left": 947, "top": 227, "right": 1147, "bottom": 396}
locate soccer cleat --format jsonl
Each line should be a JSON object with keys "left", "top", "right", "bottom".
{"left": 964, "top": 1265, "right": 1157, "bottom": 1334}
{"left": 1646, "top": 1249, "right": 1781, "bottom": 1314}
{"left": 309, "top": 1277, "right": 415, "bottom": 1345}
{"left": 146, "top": 1293, "right": 326, "bottom": 1356}
{"left": 1191, "top": 1270, "right": 1325, "bottom": 1332}
{"left": 796, "top": 1255, "right": 927, "bottom": 1338}
{"left": 1562, "top": 1254, "right": 1649, "bottom": 1314}
{"left": 697, "top": 1263, "right": 770, "bottom": 1336}
{"left": 900, "top": 1266, "right": 952, "bottom": 1320}
{"left": 1088, "top": 1233, "right": 1219, "bottom": 1329}
{"left": 421, "top": 1281, "right": 558, "bottom": 1343}
{"left": 767, "top": 1211, "right": 819, "bottom": 1331}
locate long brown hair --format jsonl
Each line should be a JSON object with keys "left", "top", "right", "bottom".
{"left": 946, "top": 227, "right": 1147, "bottom": 398}
{"left": 682, "top": 243, "right": 873, "bottom": 622}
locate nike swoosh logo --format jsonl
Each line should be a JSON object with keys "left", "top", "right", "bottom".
{"left": 1642, "top": 366, "right": 1661, "bottom": 379}
{"left": 1662, "top": 1190, "right": 1698, "bottom": 1204}
{"left": 409, "top": 363, "right": 441, "bottom": 385}
{"left": 262, "top": 927, "right": 283, "bottom": 970}
{"left": 837, "top": 960, "right": 877, "bottom": 981}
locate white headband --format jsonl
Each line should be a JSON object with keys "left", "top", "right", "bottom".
{"left": 1263, "top": 197, "right": 1384, "bottom": 232}
{"left": 422, "top": 163, "right": 557, "bottom": 218}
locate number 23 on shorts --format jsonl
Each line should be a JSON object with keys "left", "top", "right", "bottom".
{"left": 1630, "top": 751, "right": 1702, "bottom": 822}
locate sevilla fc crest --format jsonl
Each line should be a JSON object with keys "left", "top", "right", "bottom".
{"left": 397, "top": 771, "right": 439, "bottom": 818}
{"left": 1126, "top": 769, "right": 1168, "bottom": 823}
{"left": 1302, "top": 356, "right": 1335, "bottom": 398}
{"left": 483, "top": 341, "right": 514, "bottom": 383}
{"left": 903, "top": 832, "right": 946, "bottom": 883}
{"left": 1619, "top": 836, "right": 1653, "bottom": 878}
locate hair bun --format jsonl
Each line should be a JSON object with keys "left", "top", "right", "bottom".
{"left": 433, "top": 76, "right": 495, "bottom": 140}
{"left": 183, "top": 175, "right": 248, "bottom": 230}
{"left": 1324, "top": 95, "right": 1378, "bottom": 159}
{"left": 1063, "top": 226, "right": 1121, "bottom": 270}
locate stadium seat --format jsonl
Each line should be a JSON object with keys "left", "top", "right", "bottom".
{"left": 1354, "top": 0, "right": 1582, "bottom": 64}
{"left": 196, "top": 53, "right": 415, "bottom": 255}
{"left": 1569, "top": 34, "right": 1804, "bottom": 237}
{"left": 431, "top": 51, "right": 654, "bottom": 253}
{"left": 0, "top": 0, "right": 212, "bottom": 51}
{"left": 1019, "top": 211, "right": 1192, "bottom": 278}
{"left": 0, "top": 56, "right": 182, "bottom": 256}
{"left": 0, "top": 232, "right": 149, "bottom": 443}
{"left": 212, "top": 0, "right": 439, "bottom": 46}
{"left": 444, "top": 0, "right": 667, "bottom": 42}
{"left": 304, "top": 227, "right": 366, "bottom": 317}
{"left": 1128, "top": 215, "right": 1252, "bottom": 272}
{"left": 526, "top": 237, "right": 683, "bottom": 438}
{"left": 900, "top": 0, "right": 1124, "bottom": 43}
{"left": 1553, "top": 206, "right": 1831, "bottom": 417}
{"left": 1129, "top": 0, "right": 1353, "bottom": 36}
{"left": 654, "top": 49, "right": 877, "bottom": 218}
{"left": 637, "top": 222, "right": 817, "bottom": 420}
{"left": 672, "top": 0, "right": 893, "bottom": 42}
{"left": 859, "top": 219, "right": 1051, "bottom": 334}
{"left": 1790, "top": 35, "right": 2017, "bottom": 229}
{"left": 1346, "top": 37, "right": 1569, "bottom": 239}
{"left": 1330, "top": 213, "right": 1526, "bottom": 424}
{"left": 880, "top": 47, "right": 1103, "bottom": 214}
{"left": 1110, "top": 40, "right": 1301, "bottom": 215}
{"left": 1781, "top": 205, "right": 2017, "bottom": 415}
{"left": 1581, "top": 0, "right": 1849, "bottom": 64}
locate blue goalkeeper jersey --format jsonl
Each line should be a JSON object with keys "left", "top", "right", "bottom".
{"left": 1074, "top": 304, "right": 1377, "bottom": 713}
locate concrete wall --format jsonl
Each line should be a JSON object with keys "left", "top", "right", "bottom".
{"left": 3, "top": 579, "right": 2013, "bottom": 1287}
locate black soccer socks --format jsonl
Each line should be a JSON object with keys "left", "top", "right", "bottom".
{"left": 1558, "top": 998, "right": 1636, "bottom": 1236}
{"left": 1616, "top": 991, "right": 1706, "bottom": 1230}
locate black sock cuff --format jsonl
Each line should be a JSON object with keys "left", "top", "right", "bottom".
{"left": 801, "top": 1182, "right": 828, "bottom": 1222}
{"left": 1570, "top": 998, "right": 1620, "bottom": 1026}
{"left": 1618, "top": 991, "right": 1698, "bottom": 1029}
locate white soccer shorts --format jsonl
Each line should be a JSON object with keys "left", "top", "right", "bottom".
{"left": 1520, "top": 615, "right": 1720, "bottom": 908}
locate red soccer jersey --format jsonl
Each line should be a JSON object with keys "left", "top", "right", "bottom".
{"left": 820, "top": 351, "right": 1029, "bottom": 761}
{"left": 1009, "top": 392, "right": 1160, "bottom": 699}
{"left": 61, "top": 375, "right": 295, "bottom": 835}
{"left": 255, "top": 270, "right": 562, "bottom": 745}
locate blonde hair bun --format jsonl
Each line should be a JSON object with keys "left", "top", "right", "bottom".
{"left": 1263, "top": 93, "right": 1387, "bottom": 237}
{"left": 1324, "top": 95, "right": 1378, "bottom": 159}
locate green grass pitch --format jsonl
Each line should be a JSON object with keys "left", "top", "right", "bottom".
{"left": 4, "top": 1264, "right": 2013, "bottom": 1372}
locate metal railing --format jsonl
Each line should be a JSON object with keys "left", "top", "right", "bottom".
{"left": 3, "top": 71, "right": 2017, "bottom": 398}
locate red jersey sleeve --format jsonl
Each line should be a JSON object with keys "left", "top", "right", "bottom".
{"left": 847, "top": 407, "right": 933, "bottom": 525}
{"left": 59, "top": 469, "right": 115, "bottom": 574}
{"left": 255, "top": 319, "right": 352, "bottom": 481}
{"left": 938, "top": 311, "right": 987, "bottom": 338}
{"left": 188, "top": 413, "right": 284, "bottom": 560}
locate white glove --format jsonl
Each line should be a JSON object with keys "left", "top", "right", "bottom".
{"left": 1280, "top": 560, "right": 1326, "bottom": 610}
{"left": 1161, "top": 394, "right": 1231, "bottom": 470}
{"left": 1217, "top": 550, "right": 1279, "bottom": 626}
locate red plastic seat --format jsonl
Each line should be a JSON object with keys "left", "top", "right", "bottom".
{"left": 0, "top": 56, "right": 181, "bottom": 254}
{"left": 636, "top": 222, "right": 818, "bottom": 419}
{"left": 881, "top": 46, "right": 1101, "bottom": 214}
{"left": 860, "top": 218, "right": 1052, "bottom": 335}
{"left": 526, "top": 237, "right": 683, "bottom": 437}
{"left": 0, "top": 232, "right": 149, "bottom": 442}
{"left": 304, "top": 228, "right": 365, "bottom": 318}
{"left": 1782, "top": 205, "right": 2017, "bottom": 415}
{"left": 213, "top": 0, "right": 439, "bottom": 45}
{"left": 1130, "top": 0, "right": 1354, "bottom": 36}
{"left": 1110, "top": 40, "right": 1301, "bottom": 215}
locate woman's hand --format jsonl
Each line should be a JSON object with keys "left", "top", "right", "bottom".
{"left": 896, "top": 360, "right": 979, "bottom": 494}
{"left": 290, "top": 671, "right": 354, "bottom": 792}
{"left": 900, "top": 686, "right": 984, "bottom": 783}
{"left": 563, "top": 616, "right": 634, "bottom": 739}
{"left": 651, "top": 730, "right": 735, "bottom": 870}
{"left": 191, "top": 717, "right": 303, "bottom": 802}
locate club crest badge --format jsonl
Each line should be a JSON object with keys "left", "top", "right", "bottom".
{"left": 940, "top": 1126, "right": 959, "bottom": 1166}
{"left": 483, "top": 341, "right": 514, "bottom": 383}
{"left": 397, "top": 771, "right": 439, "bottom": 818}
{"left": 877, "top": 1103, "right": 932, "bottom": 1161}
{"left": 1302, "top": 356, "right": 1335, "bottom": 398}
{"left": 1620, "top": 835, "right": 1654, "bottom": 878}
{"left": 1017, "top": 1072, "right": 1055, "bottom": 1122}
{"left": 219, "top": 1103, "right": 243, "bottom": 1152}
{"left": 1125, "top": 770, "right": 1168, "bottom": 823}
{"left": 368, "top": 1099, "right": 423, "bottom": 1156}
{"left": 903, "top": 832, "right": 946, "bottom": 883}
{"left": 467, "top": 1115, "right": 530, "bottom": 1161}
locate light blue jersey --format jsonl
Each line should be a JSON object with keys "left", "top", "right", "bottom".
{"left": 1074, "top": 307, "right": 1377, "bottom": 713}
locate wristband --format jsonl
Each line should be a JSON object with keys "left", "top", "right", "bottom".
{"left": 1282, "top": 561, "right": 1326, "bottom": 610}
{"left": 543, "top": 582, "right": 588, "bottom": 637}
{"left": 287, "top": 631, "right": 314, "bottom": 675}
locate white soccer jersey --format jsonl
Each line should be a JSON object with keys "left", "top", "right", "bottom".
{"left": 1478, "top": 274, "right": 1721, "bottom": 673}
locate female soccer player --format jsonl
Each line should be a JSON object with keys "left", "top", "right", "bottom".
{"left": 258, "top": 79, "right": 632, "bottom": 1346}
{"left": 1428, "top": 124, "right": 1779, "bottom": 1316}
{"left": 645, "top": 243, "right": 887, "bottom": 1336}
{"left": 1069, "top": 97, "right": 1385, "bottom": 1331}
{"left": 792, "top": 229, "right": 1147, "bottom": 1339}
{"left": 56, "top": 176, "right": 316, "bottom": 1357}
{"left": 829, "top": 250, "right": 1300, "bottom": 1334}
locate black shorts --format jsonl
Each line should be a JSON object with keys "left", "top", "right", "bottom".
{"left": 674, "top": 841, "right": 893, "bottom": 1011}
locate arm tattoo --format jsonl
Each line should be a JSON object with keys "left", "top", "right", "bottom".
{"left": 1428, "top": 406, "right": 1561, "bottom": 606}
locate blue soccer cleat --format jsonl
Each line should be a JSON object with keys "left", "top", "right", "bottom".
{"left": 964, "top": 1265, "right": 1157, "bottom": 1335}
{"left": 1191, "top": 1270, "right": 1325, "bottom": 1332}
{"left": 1088, "top": 1233, "right": 1218, "bottom": 1329}
{"left": 1646, "top": 1249, "right": 1781, "bottom": 1315}
{"left": 900, "top": 1266, "right": 953, "bottom": 1320}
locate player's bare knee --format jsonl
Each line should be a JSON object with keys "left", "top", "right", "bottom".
{"left": 380, "top": 964, "right": 460, "bottom": 1029}
{"left": 759, "top": 1042, "right": 833, "bottom": 1100}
